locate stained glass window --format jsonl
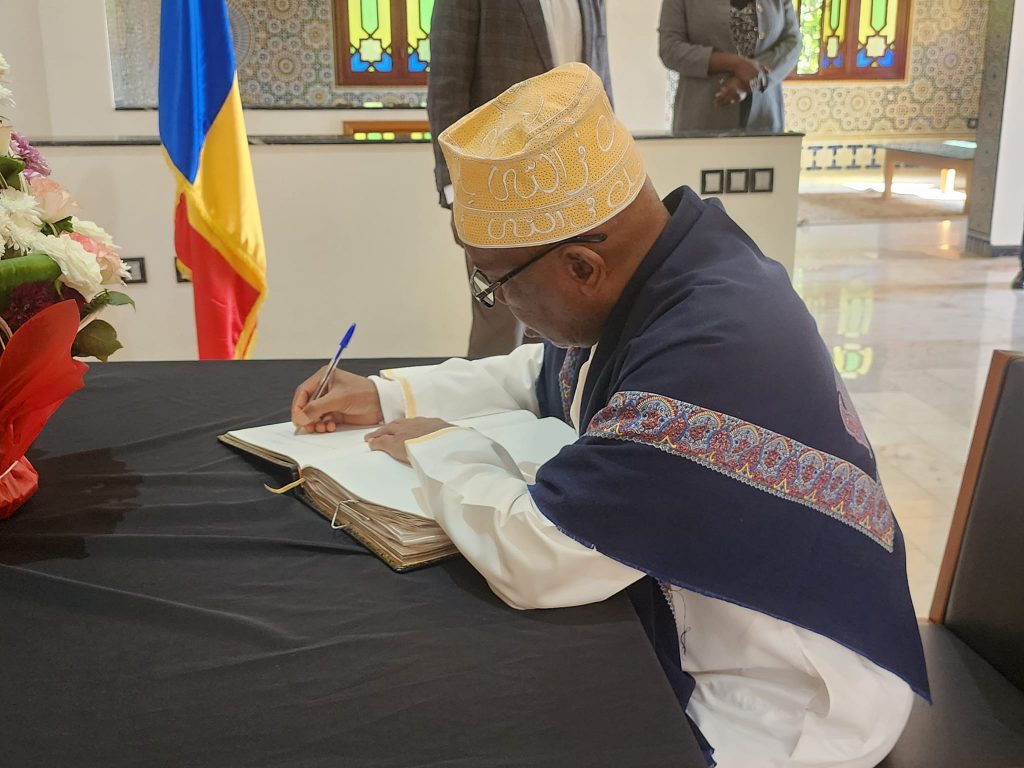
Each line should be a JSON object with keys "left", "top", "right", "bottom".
{"left": 407, "top": 0, "right": 432, "bottom": 73}
{"left": 792, "top": 0, "right": 910, "bottom": 80}
{"left": 856, "top": 0, "right": 901, "bottom": 69}
{"left": 334, "top": 0, "right": 434, "bottom": 86}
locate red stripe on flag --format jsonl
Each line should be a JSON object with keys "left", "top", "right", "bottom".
{"left": 175, "top": 195, "right": 261, "bottom": 360}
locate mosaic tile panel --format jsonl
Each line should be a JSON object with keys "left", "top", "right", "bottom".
{"left": 105, "top": 0, "right": 427, "bottom": 109}
{"left": 105, "top": 0, "right": 160, "bottom": 108}
{"left": 783, "top": 0, "right": 989, "bottom": 135}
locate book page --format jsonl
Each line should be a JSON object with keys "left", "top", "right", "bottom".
{"left": 313, "top": 450, "right": 423, "bottom": 516}
{"left": 310, "top": 415, "right": 576, "bottom": 516}
{"left": 226, "top": 410, "right": 576, "bottom": 518}
{"left": 479, "top": 417, "right": 577, "bottom": 482}
{"left": 225, "top": 410, "right": 539, "bottom": 470}
{"left": 225, "top": 421, "right": 372, "bottom": 469}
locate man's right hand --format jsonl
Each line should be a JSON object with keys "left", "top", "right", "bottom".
{"left": 291, "top": 367, "right": 384, "bottom": 433}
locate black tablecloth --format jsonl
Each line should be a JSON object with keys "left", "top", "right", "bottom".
{"left": 2, "top": 360, "right": 704, "bottom": 767}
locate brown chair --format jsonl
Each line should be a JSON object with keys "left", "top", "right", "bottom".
{"left": 879, "top": 350, "right": 1024, "bottom": 767}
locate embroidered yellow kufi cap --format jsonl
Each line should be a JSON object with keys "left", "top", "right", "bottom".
{"left": 438, "top": 62, "right": 646, "bottom": 249}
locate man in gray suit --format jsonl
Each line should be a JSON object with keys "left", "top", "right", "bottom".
{"left": 427, "top": 0, "right": 612, "bottom": 359}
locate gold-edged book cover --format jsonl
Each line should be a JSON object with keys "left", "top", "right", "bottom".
{"left": 219, "top": 432, "right": 459, "bottom": 572}
{"left": 219, "top": 412, "right": 576, "bottom": 572}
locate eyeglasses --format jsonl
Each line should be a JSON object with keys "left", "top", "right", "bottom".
{"left": 469, "top": 233, "right": 608, "bottom": 307}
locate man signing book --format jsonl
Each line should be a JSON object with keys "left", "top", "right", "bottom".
{"left": 290, "top": 63, "right": 928, "bottom": 768}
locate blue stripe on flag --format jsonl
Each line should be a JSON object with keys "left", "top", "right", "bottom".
{"left": 159, "top": 0, "right": 237, "bottom": 184}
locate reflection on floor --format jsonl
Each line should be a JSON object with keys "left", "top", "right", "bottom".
{"left": 794, "top": 218, "right": 1024, "bottom": 616}
{"left": 798, "top": 171, "right": 968, "bottom": 226}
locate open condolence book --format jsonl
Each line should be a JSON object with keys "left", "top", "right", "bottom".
{"left": 220, "top": 411, "right": 576, "bottom": 571}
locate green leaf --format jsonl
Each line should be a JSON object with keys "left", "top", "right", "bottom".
{"left": 71, "top": 319, "right": 123, "bottom": 361}
{"left": 0, "top": 253, "right": 62, "bottom": 312}
{"left": 79, "top": 289, "right": 136, "bottom": 317}
{"left": 50, "top": 217, "right": 74, "bottom": 235}
{"left": 103, "top": 290, "right": 135, "bottom": 308}
{"left": 0, "top": 155, "right": 25, "bottom": 190}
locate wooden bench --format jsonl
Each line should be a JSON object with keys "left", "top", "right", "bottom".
{"left": 883, "top": 142, "right": 975, "bottom": 214}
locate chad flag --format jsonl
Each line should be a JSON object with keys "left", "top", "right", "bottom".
{"left": 158, "top": 0, "right": 267, "bottom": 360}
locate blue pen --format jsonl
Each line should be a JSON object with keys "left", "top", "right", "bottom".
{"left": 295, "top": 323, "right": 357, "bottom": 434}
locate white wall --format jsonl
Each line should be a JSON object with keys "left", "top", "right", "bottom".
{"left": 41, "top": 134, "right": 801, "bottom": 361}
{"left": 605, "top": 0, "right": 670, "bottom": 132}
{"left": 990, "top": 0, "right": 1024, "bottom": 247}
{"left": 0, "top": 0, "right": 52, "bottom": 135}
{"left": 1, "top": 0, "right": 671, "bottom": 139}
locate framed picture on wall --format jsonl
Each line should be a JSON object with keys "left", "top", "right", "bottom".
{"left": 122, "top": 257, "right": 147, "bottom": 284}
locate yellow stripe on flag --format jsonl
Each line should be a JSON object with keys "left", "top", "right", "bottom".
{"left": 176, "top": 77, "right": 267, "bottom": 359}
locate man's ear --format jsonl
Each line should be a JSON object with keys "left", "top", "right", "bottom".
{"left": 563, "top": 247, "right": 606, "bottom": 291}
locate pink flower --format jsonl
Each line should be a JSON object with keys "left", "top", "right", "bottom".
{"left": 9, "top": 131, "right": 51, "bottom": 179}
{"left": 68, "top": 231, "right": 125, "bottom": 285}
{"left": 27, "top": 177, "right": 79, "bottom": 223}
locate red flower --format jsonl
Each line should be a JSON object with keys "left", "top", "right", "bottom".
{"left": 1, "top": 281, "right": 60, "bottom": 333}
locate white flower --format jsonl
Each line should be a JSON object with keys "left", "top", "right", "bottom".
{"left": 0, "top": 84, "right": 15, "bottom": 115}
{"left": 0, "top": 189, "right": 42, "bottom": 253}
{"left": 112, "top": 260, "right": 131, "bottom": 283}
{"left": 71, "top": 216, "right": 118, "bottom": 249}
{"left": 25, "top": 231, "right": 103, "bottom": 300}
{"left": 0, "top": 217, "right": 39, "bottom": 254}
{"left": 0, "top": 188, "right": 42, "bottom": 230}
{"left": 0, "top": 53, "right": 9, "bottom": 79}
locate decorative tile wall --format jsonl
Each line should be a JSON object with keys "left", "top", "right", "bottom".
{"left": 105, "top": 0, "right": 426, "bottom": 109}
{"left": 105, "top": 0, "right": 160, "bottom": 108}
{"left": 783, "top": 0, "right": 989, "bottom": 136}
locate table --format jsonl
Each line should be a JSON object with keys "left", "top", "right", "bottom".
{"left": 1, "top": 360, "right": 705, "bottom": 768}
{"left": 883, "top": 142, "right": 975, "bottom": 213}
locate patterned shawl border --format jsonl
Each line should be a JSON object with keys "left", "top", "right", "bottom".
{"left": 585, "top": 391, "right": 895, "bottom": 552}
{"left": 558, "top": 347, "right": 587, "bottom": 423}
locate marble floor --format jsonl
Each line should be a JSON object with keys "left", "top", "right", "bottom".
{"left": 793, "top": 216, "right": 1024, "bottom": 616}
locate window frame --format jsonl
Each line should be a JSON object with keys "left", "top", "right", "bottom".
{"left": 788, "top": 0, "right": 912, "bottom": 82}
{"left": 333, "top": 0, "right": 430, "bottom": 87}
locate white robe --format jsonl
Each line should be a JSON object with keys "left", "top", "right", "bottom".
{"left": 371, "top": 344, "right": 914, "bottom": 768}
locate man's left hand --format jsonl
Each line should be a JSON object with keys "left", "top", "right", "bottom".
{"left": 365, "top": 417, "right": 455, "bottom": 464}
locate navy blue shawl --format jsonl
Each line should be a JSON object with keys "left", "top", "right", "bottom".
{"left": 531, "top": 188, "right": 930, "bottom": 718}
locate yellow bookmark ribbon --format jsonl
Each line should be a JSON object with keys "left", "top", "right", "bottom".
{"left": 264, "top": 477, "right": 306, "bottom": 495}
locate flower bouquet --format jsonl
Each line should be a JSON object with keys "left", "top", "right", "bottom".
{"left": 0, "top": 301, "right": 87, "bottom": 518}
{"left": 0, "top": 51, "right": 134, "bottom": 518}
